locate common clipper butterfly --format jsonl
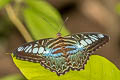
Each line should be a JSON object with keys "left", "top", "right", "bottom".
{"left": 13, "top": 32, "right": 109, "bottom": 76}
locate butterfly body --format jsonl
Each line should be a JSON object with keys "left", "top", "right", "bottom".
{"left": 13, "top": 32, "right": 109, "bottom": 76}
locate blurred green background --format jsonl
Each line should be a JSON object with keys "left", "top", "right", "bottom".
{"left": 0, "top": 0, "right": 120, "bottom": 80}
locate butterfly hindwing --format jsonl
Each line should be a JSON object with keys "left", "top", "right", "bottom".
{"left": 13, "top": 32, "right": 109, "bottom": 76}
{"left": 41, "top": 56, "right": 69, "bottom": 75}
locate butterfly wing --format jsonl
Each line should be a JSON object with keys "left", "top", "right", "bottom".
{"left": 64, "top": 32, "right": 109, "bottom": 70}
{"left": 13, "top": 32, "right": 109, "bottom": 76}
{"left": 13, "top": 38, "right": 52, "bottom": 62}
{"left": 13, "top": 38, "right": 69, "bottom": 76}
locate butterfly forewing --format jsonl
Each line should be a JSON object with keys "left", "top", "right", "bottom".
{"left": 13, "top": 38, "right": 51, "bottom": 62}
{"left": 67, "top": 33, "right": 109, "bottom": 53}
{"left": 13, "top": 32, "right": 109, "bottom": 76}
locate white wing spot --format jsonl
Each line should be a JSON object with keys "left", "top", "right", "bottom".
{"left": 24, "top": 46, "right": 29, "bottom": 50}
{"left": 33, "top": 48, "right": 38, "bottom": 53}
{"left": 89, "top": 35, "right": 98, "bottom": 42}
{"left": 18, "top": 47, "right": 23, "bottom": 51}
{"left": 71, "top": 36, "right": 74, "bottom": 38}
{"left": 29, "top": 49, "right": 32, "bottom": 53}
{"left": 36, "top": 41, "right": 39, "bottom": 44}
{"left": 85, "top": 39, "right": 92, "bottom": 44}
{"left": 38, "top": 47, "right": 44, "bottom": 54}
{"left": 25, "top": 45, "right": 32, "bottom": 52}
{"left": 34, "top": 44, "right": 38, "bottom": 47}
{"left": 98, "top": 34, "right": 104, "bottom": 38}
{"left": 43, "top": 50, "right": 49, "bottom": 54}
{"left": 76, "top": 35, "right": 80, "bottom": 39}
{"left": 42, "top": 40, "right": 44, "bottom": 45}
{"left": 80, "top": 40, "right": 88, "bottom": 46}
{"left": 77, "top": 44, "right": 84, "bottom": 48}
{"left": 84, "top": 36, "right": 88, "bottom": 38}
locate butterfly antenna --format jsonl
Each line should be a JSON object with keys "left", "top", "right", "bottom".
{"left": 58, "top": 17, "right": 69, "bottom": 33}
{"left": 57, "top": 17, "right": 69, "bottom": 38}
{"left": 41, "top": 17, "right": 59, "bottom": 33}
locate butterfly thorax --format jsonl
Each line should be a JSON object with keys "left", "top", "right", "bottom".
{"left": 52, "top": 37, "right": 72, "bottom": 57}
{"left": 51, "top": 32, "right": 69, "bottom": 56}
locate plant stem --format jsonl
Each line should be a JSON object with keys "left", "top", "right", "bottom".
{"left": 5, "top": 4, "right": 33, "bottom": 42}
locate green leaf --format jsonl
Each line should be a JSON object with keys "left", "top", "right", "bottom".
{"left": 0, "top": 74, "right": 25, "bottom": 80}
{"left": 12, "top": 55, "right": 120, "bottom": 80}
{"left": 0, "top": 0, "right": 11, "bottom": 9}
{"left": 23, "top": 0, "right": 69, "bottom": 39}
{"left": 115, "top": 3, "right": 120, "bottom": 15}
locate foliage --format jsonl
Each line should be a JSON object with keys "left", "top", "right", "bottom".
{"left": 23, "top": 0, "right": 69, "bottom": 39}
{"left": 12, "top": 55, "right": 120, "bottom": 80}
{"left": 115, "top": 3, "right": 120, "bottom": 15}
{"left": 0, "top": 74, "right": 25, "bottom": 80}
{"left": 0, "top": 0, "right": 11, "bottom": 9}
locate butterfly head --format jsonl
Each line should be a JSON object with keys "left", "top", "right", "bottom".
{"left": 57, "top": 32, "right": 62, "bottom": 38}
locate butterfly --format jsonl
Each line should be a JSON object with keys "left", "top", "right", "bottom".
{"left": 13, "top": 32, "right": 109, "bottom": 76}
